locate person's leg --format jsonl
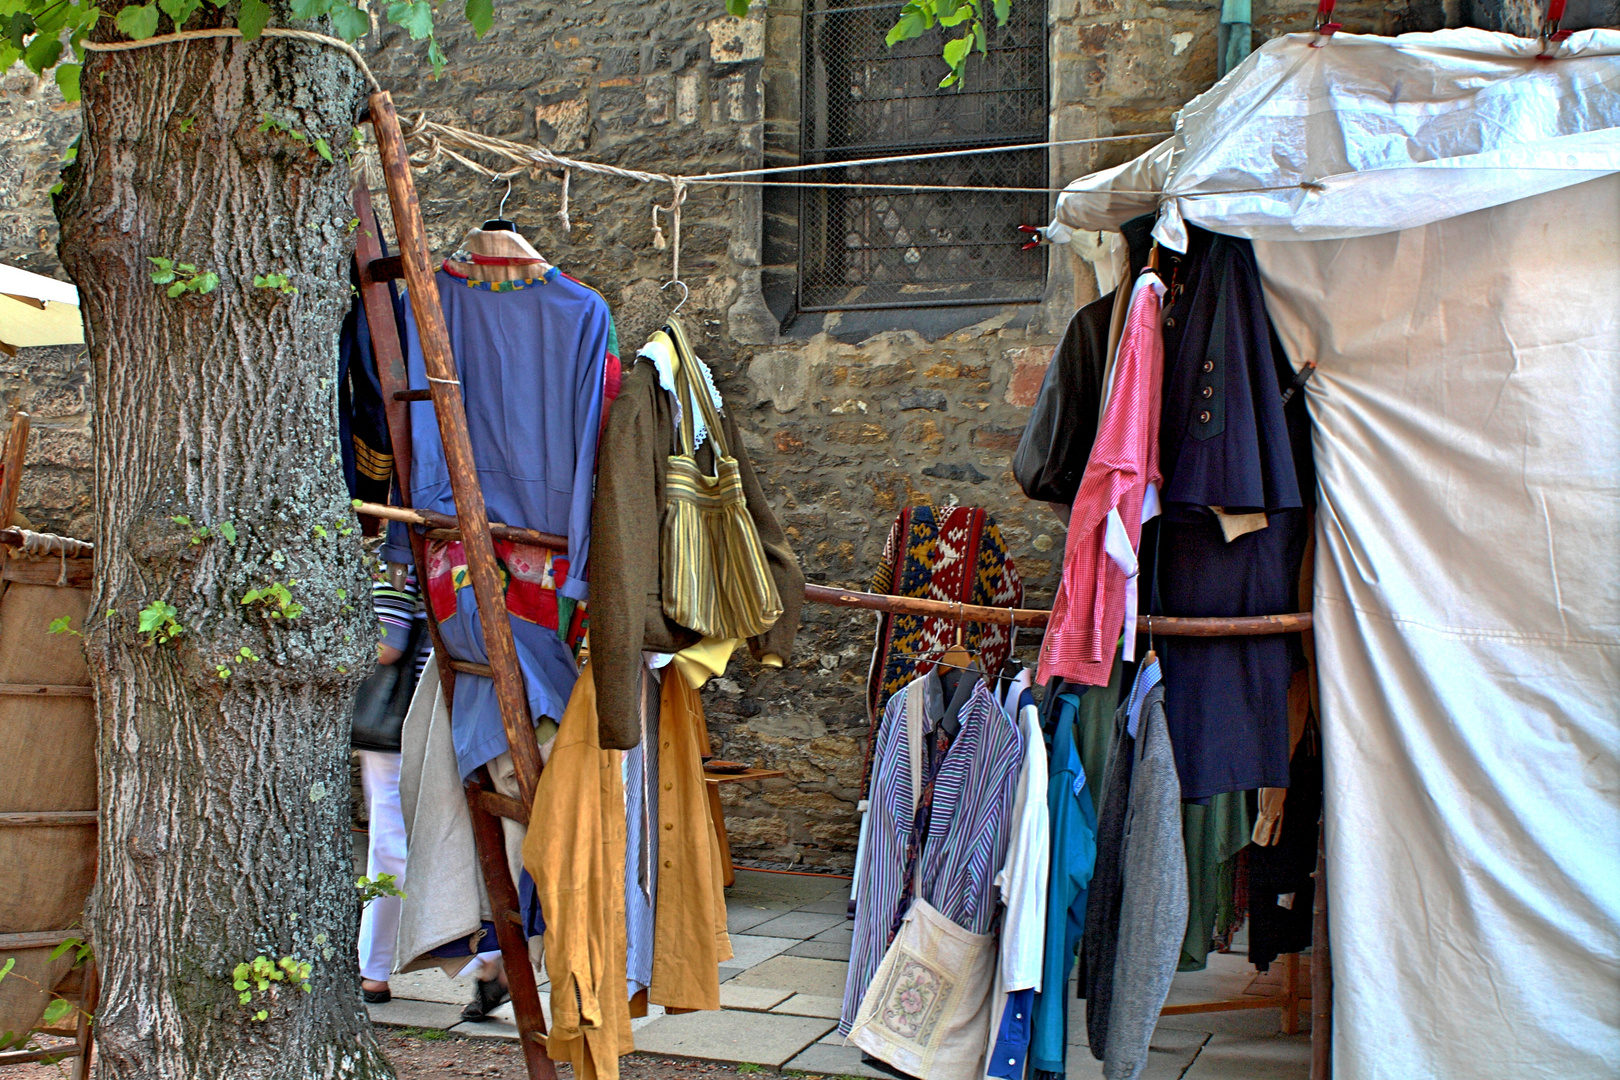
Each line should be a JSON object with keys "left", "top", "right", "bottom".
{"left": 357, "top": 749, "right": 406, "bottom": 1000}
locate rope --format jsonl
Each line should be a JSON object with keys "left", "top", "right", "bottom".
{"left": 10, "top": 529, "right": 94, "bottom": 586}
{"left": 78, "top": 26, "right": 381, "bottom": 92}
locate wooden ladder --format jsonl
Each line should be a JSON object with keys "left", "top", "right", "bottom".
{"left": 356, "top": 92, "right": 558, "bottom": 1080}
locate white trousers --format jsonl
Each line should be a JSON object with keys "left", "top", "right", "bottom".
{"left": 358, "top": 749, "right": 407, "bottom": 982}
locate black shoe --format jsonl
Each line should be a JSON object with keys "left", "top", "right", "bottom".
{"left": 362, "top": 987, "right": 392, "bottom": 1005}
{"left": 460, "top": 978, "right": 510, "bottom": 1021}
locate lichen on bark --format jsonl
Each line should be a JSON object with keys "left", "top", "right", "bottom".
{"left": 54, "top": 6, "right": 395, "bottom": 1077}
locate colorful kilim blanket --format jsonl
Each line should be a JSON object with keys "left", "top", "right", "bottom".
{"left": 864, "top": 504, "right": 1023, "bottom": 732}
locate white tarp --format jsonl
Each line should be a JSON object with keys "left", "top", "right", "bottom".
{"left": 0, "top": 262, "right": 82, "bottom": 350}
{"left": 1047, "top": 27, "right": 1620, "bottom": 1080}
{"left": 1053, "top": 29, "right": 1620, "bottom": 251}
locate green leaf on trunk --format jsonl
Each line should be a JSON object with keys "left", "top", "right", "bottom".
{"left": 55, "top": 63, "right": 81, "bottom": 102}
{"left": 114, "top": 3, "right": 160, "bottom": 40}
{"left": 465, "top": 0, "right": 492, "bottom": 36}
{"left": 427, "top": 36, "right": 446, "bottom": 77}
{"left": 386, "top": 0, "right": 433, "bottom": 40}
{"left": 237, "top": 0, "right": 272, "bottom": 40}
{"left": 725, "top": 0, "right": 749, "bottom": 16}
{"left": 158, "top": 0, "right": 203, "bottom": 28}
{"left": 0, "top": 957, "right": 14, "bottom": 982}
{"left": 194, "top": 271, "right": 219, "bottom": 294}
{"left": 219, "top": 521, "right": 237, "bottom": 545}
{"left": 42, "top": 998, "right": 72, "bottom": 1025}
{"left": 329, "top": 2, "right": 369, "bottom": 41}
{"left": 289, "top": 0, "right": 332, "bottom": 18}
{"left": 166, "top": 281, "right": 187, "bottom": 298}
{"left": 313, "top": 137, "right": 333, "bottom": 162}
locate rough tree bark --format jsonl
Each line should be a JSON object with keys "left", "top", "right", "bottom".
{"left": 54, "top": 6, "right": 393, "bottom": 1077}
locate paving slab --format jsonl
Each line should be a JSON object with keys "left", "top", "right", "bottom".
{"left": 784, "top": 938, "right": 854, "bottom": 961}
{"left": 1181, "top": 1033, "right": 1310, "bottom": 1079}
{"left": 367, "top": 998, "right": 467, "bottom": 1030}
{"left": 812, "top": 923, "right": 855, "bottom": 944}
{"left": 632, "top": 1008, "right": 834, "bottom": 1066}
{"left": 793, "top": 897, "right": 854, "bottom": 915}
{"left": 387, "top": 967, "right": 480, "bottom": 1005}
{"left": 783, "top": 1039, "right": 896, "bottom": 1078}
{"left": 718, "top": 966, "right": 743, "bottom": 983}
{"left": 725, "top": 933, "right": 797, "bottom": 970}
{"left": 726, "top": 870, "right": 849, "bottom": 906}
{"left": 730, "top": 955, "right": 850, "bottom": 998}
{"left": 727, "top": 904, "right": 782, "bottom": 934}
{"left": 718, "top": 984, "right": 793, "bottom": 1011}
{"left": 749, "top": 909, "right": 848, "bottom": 940}
{"left": 1065, "top": 1027, "right": 1208, "bottom": 1079}
{"left": 771, "top": 993, "right": 842, "bottom": 1019}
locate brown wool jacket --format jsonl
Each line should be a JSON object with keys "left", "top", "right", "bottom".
{"left": 590, "top": 357, "right": 804, "bottom": 750}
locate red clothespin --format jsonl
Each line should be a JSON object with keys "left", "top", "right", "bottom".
{"left": 1018, "top": 224, "right": 1049, "bottom": 251}
{"left": 1539, "top": 0, "right": 1574, "bottom": 58}
{"left": 1310, "top": 0, "right": 1341, "bottom": 47}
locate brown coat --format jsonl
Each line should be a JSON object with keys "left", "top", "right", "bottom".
{"left": 590, "top": 356, "right": 804, "bottom": 750}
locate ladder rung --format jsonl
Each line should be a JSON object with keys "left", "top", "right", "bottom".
{"left": 449, "top": 660, "right": 496, "bottom": 678}
{"left": 477, "top": 789, "right": 530, "bottom": 823}
{"left": 393, "top": 389, "right": 432, "bottom": 402}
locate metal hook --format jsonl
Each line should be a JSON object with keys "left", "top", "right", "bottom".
{"left": 661, "top": 279, "right": 689, "bottom": 315}
{"left": 495, "top": 175, "right": 513, "bottom": 220}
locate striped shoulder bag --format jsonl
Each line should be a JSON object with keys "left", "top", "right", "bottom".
{"left": 660, "top": 318, "right": 783, "bottom": 640}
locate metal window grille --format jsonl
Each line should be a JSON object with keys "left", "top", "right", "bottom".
{"left": 797, "top": 0, "right": 1048, "bottom": 311}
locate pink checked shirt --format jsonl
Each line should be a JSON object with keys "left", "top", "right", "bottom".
{"left": 1038, "top": 271, "right": 1166, "bottom": 687}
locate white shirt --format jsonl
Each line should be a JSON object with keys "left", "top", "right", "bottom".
{"left": 994, "top": 700, "right": 1051, "bottom": 992}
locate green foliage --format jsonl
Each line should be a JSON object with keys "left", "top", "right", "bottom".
{"left": 178, "top": 115, "right": 196, "bottom": 132}
{"left": 215, "top": 645, "right": 262, "bottom": 680}
{"left": 47, "top": 615, "right": 82, "bottom": 637}
{"left": 253, "top": 271, "right": 298, "bottom": 295}
{"left": 49, "top": 938, "right": 93, "bottom": 966}
{"left": 0, "top": 957, "right": 13, "bottom": 981}
{"left": 137, "top": 600, "right": 184, "bottom": 644}
{"left": 219, "top": 521, "right": 238, "bottom": 545}
{"left": 237, "top": 0, "right": 271, "bottom": 40}
{"left": 241, "top": 581, "right": 305, "bottom": 621}
{"left": 172, "top": 512, "right": 230, "bottom": 545}
{"left": 147, "top": 257, "right": 219, "bottom": 299}
{"left": 356, "top": 872, "right": 407, "bottom": 904}
{"left": 735, "top": 1066, "right": 765, "bottom": 1075}
{"left": 398, "top": 1026, "right": 450, "bottom": 1040}
{"left": 232, "top": 955, "right": 312, "bottom": 1018}
{"left": 882, "top": 0, "right": 1005, "bottom": 86}
{"left": 114, "top": 3, "right": 159, "bottom": 41}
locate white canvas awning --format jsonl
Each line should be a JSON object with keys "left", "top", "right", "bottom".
{"left": 1052, "top": 28, "right": 1620, "bottom": 250}
{"left": 0, "top": 263, "right": 84, "bottom": 354}
{"left": 1047, "top": 26, "right": 1620, "bottom": 1080}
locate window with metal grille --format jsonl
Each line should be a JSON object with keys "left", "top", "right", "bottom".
{"left": 797, "top": 0, "right": 1048, "bottom": 311}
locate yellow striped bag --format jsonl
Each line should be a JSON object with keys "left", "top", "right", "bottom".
{"left": 660, "top": 319, "right": 783, "bottom": 640}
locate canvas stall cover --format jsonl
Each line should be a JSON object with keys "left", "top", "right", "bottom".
{"left": 1048, "top": 28, "right": 1620, "bottom": 1080}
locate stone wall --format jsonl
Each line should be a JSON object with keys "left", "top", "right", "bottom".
{"left": 0, "top": 65, "right": 93, "bottom": 537}
{"left": 1, "top": 0, "right": 1564, "bottom": 868}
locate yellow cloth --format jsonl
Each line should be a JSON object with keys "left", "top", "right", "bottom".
{"left": 670, "top": 636, "right": 739, "bottom": 690}
{"left": 649, "top": 666, "right": 734, "bottom": 1011}
{"left": 520, "top": 663, "right": 632, "bottom": 1080}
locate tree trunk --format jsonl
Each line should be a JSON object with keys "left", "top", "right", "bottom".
{"left": 55, "top": 7, "right": 392, "bottom": 1077}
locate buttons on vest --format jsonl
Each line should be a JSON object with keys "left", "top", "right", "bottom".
{"left": 1202, "top": 359, "right": 1215, "bottom": 373}
{"left": 1201, "top": 386, "right": 1214, "bottom": 399}
{"left": 1199, "top": 410, "right": 1212, "bottom": 424}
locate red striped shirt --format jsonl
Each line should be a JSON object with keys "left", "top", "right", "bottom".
{"left": 1038, "top": 273, "right": 1166, "bottom": 686}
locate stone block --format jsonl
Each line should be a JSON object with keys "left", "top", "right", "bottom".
{"left": 388, "top": 967, "right": 480, "bottom": 1005}
{"left": 771, "top": 992, "right": 843, "bottom": 1018}
{"left": 633, "top": 1008, "right": 834, "bottom": 1066}
{"left": 708, "top": 13, "right": 766, "bottom": 64}
{"left": 730, "top": 955, "right": 851, "bottom": 998}
{"left": 783, "top": 938, "right": 852, "bottom": 961}
{"left": 825, "top": 421, "right": 889, "bottom": 445}
{"left": 748, "top": 349, "right": 809, "bottom": 412}
{"left": 719, "top": 983, "right": 793, "bottom": 1011}
{"left": 367, "top": 997, "right": 467, "bottom": 1031}
{"left": 724, "top": 933, "right": 797, "bottom": 969}
{"left": 535, "top": 97, "right": 590, "bottom": 152}
{"left": 748, "top": 909, "right": 846, "bottom": 940}
{"left": 785, "top": 1039, "right": 896, "bottom": 1078}
{"left": 1006, "top": 347, "right": 1051, "bottom": 406}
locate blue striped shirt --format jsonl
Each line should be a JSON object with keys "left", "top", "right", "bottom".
{"left": 839, "top": 670, "right": 1024, "bottom": 1034}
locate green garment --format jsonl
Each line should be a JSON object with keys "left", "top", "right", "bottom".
{"left": 1178, "top": 790, "right": 1252, "bottom": 971}
{"left": 1076, "top": 652, "right": 1125, "bottom": 819}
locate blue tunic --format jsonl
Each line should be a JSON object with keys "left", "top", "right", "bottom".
{"left": 403, "top": 268, "right": 613, "bottom": 777}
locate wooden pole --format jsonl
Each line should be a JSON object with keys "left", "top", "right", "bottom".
{"left": 367, "top": 91, "right": 545, "bottom": 810}
{"left": 467, "top": 775, "right": 557, "bottom": 1080}
{"left": 1312, "top": 813, "right": 1332, "bottom": 1079}
{"left": 350, "top": 181, "right": 415, "bottom": 493}
{"left": 353, "top": 500, "right": 565, "bottom": 551}
{"left": 802, "top": 582, "right": 1312, "bottom": 637}
{"left": 0, "top": 411, "right": 30, "bottom": 528}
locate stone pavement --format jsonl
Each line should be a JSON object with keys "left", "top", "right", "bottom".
{"left": 366, "top": 868, "right": 1312, "bottom": 1077}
